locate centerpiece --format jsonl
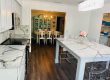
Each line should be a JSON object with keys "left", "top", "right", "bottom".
{"left": 78, "top": 31, "right": 88, "bottom": 43}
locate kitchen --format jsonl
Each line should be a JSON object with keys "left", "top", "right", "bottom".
{"left": 0, "top": 0, "right": 110, "bottom": 80}
{"left": 0, "top": 0, "right": 30, "bottom": 80}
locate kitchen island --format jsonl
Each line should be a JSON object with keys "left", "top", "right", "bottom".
{"left": 55, "top": 38, "right": 110, "bottom": 80}
{"left": 0, "top": 45, "right": 26, "bottom": 80}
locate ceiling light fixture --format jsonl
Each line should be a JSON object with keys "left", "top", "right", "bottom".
{"left": 78, "top": 0, "right": 104, "bottom": 11}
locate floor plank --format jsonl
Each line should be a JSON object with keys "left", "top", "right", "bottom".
{"left": 26, "top": 45, "right": 76, "bottom": 80}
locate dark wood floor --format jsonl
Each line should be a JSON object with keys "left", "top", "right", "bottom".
{"left": 26, "top": 45, "right": 76, "bottom": 80}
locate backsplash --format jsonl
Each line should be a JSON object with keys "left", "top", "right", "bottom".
{"left": 0, "top": 31, "right": 10, "bottom": 44}
{"left": 10, "top": 25, "right": 30, "bottom": 39}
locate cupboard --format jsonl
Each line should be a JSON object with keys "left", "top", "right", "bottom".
{"left": 0, "top": 0, "right": 12, "bottom": 32}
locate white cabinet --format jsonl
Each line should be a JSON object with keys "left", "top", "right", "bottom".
{"left": 16, "top": 0, "right": 22, "bottom": 6}
{"left": 0, "top": 0, "right": 7, "bottom": 32}
{"left": 0, "top": 0, "right": 12, "bottom": 33}
{"left": 6, "top": 0, "right": 12, "bottom": 29}
{"left": 0, "top": 45, "right": 26, "bottom": 80}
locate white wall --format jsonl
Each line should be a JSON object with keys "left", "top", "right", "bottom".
{"left": 22, "top": 0, "right": 91, "bottom": 39}
{"left": 71, "top": 10, "right": 91, "bottom": 37}
{"left": 0, "top": 31, "right": 10, "bottom": 44}
{"left": 88, "top": 3, "right": 110, "bottom": 42}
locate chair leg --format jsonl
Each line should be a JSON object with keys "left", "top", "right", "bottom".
{"left": 39, "top": 39, "right": 40, "bottom": 45}
{"left": 51, "top": 39, "right": 52, "bottom": 44}
{"left": 45, "top": 39, "right": 47, "bottom": 45}
{"left": 49, "top": 39, "right": 52, "bottom": 44}
{"left": 44, "top": 39, "right": 46, "bottom": 45}
{"left": 59, "top": 55, "right": 61, "bottom": 64}
{"left": 53, "top": 39, "right": 54, "bottom": 44}
{"left": 36, "top": 37, "right": 39, "bottom": 44}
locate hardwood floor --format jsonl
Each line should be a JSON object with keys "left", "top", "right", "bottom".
{"left": 26, "top": 45, "right": 76, "bottom": 80}
{"left": 25, "top": 44, "right": 110, "bottom": 80}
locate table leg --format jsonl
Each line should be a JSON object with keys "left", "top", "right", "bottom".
{"left": 75, "top": 59, "right": 86, "bottom": 80}
{"left": 55, "top": 40, "right": 59, "bottom": 63}
{"left": 36, "top": 35, "right": 39, "bottom": 44}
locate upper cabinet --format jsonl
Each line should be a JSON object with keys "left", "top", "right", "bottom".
{"left": 6, "top": 0, "right": 12, "bottom": 29}
{"left": 0, "top": 0, "right": 22, "bottom": 33}
{"left": 0, "top": 0, "right": 7, "bottom": 32}
{"left": 0, "top": 0, "right": 12, "bottom": 32}
{"left": 16, "top": 0, "right": 22, "bottom": 6}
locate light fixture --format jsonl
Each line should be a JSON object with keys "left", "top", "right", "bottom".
{"left": 50, "top": 16, "right": 53, "bottom": 18}
{"left": 78, "top": 0, "right": 104, "bottom": 11}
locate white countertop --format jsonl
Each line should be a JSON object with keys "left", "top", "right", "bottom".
{"left": 0, "top": 45, "right": 26, "bottom": 69}
{"left": 56, "top": 38, "right": 110, "bottom": 80}
{"left": 57, "top": 38, "right": 110, "bottom": 61}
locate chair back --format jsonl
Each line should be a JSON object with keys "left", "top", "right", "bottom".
{"left": 39, "top": 30, "right": 45, "bottom": 38}
{"left": 54, "top": 31, "right": 60, "bottom": 38}
{"left": 47, "top": 31, "right": 52, "bottom": 38}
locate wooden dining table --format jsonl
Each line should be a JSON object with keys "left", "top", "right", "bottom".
{"left": 55, "top": 38, "right": 110, "bottom": 80}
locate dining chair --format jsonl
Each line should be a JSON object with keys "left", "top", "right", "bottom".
{"left": 88, "top": 61, "right": 110, "bottom": 80}
{"left": 38, "top": 30, "right": 46, "bottom": 45}
{"left": 34, "top": 31, "right": 39, "bottom": 44}
{"left": 53, "top": 31, "right": 60, "bottom": 44}
{"left": 45, "top": 31, "right": 52, "bottom": 44}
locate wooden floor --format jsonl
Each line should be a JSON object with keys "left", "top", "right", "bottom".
{"left": 26, "top": 44, "right": 76, "bottom": 80}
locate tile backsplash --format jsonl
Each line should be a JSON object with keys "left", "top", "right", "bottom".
{"left": 0, "top": 31, "right": 10, "bottom": 44}
{"left": 10, "top": 25, "right": 30, "bottom": 39}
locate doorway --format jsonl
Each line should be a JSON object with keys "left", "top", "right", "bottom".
{"left": 31, "top": 10, "right": 66, "bottom": 45}
{"left": 26, "top": 10, "right": 77, "bottom": 80}
{"left": 56, "top": 16, "right": 65, "bottom": 34}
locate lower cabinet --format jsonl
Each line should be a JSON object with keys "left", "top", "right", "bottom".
{"left": 18, "top": 64, "right": 25, "bottom": 80}
{"left": 0, "top": 55, "right": 26, "bottom": 80}
{"left": 0, "top": 69, "right": 18, "bottom": 80}
{"left": 18, "top": 54, "right": 26, "bottom": 80}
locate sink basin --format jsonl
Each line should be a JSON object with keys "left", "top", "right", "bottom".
{"left": 1, "top": 38, "right": 29, "bottom": 45}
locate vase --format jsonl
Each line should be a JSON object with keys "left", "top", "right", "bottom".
{"left": 78, "top": 36, "right": 85, "bottom": 44}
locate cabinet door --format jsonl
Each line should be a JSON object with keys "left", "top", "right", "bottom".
{"left": 0, "top": 0, "right": 7, "bottom": 32}
{"left": 6, "top": 0, "right": 12, "bottom": 30}
{"left": 0, "top": 0, "right": 12, "bottom": 32}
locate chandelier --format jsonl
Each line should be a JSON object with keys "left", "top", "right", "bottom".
{"left": 78, "top": 0, "right": 104, "bottom": 11}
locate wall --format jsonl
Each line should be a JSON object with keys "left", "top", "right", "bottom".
{"left": 0, "top": 31, "right": 10, "bottom": 44}
{"left": 31, "top": 10, "right": 65, "bottom": 32}
{"left": 71, "top": 9, "right": 91, "bottom": 37}
{"left": 88, "top": 3, "right": 110, "bottom": 42}
{"left": 22, "top": 0, "right": 91, "bottom": 39}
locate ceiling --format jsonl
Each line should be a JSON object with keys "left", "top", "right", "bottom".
{"left": 23, "top": 0, "right": 84, "bottom": 5}
{"left": 23, "top": 0, "right": 110, "bottom": 5}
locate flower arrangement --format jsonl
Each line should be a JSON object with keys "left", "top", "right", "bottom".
{"left": 79, "top": 31, "right": 88, "bottom": 37}
{"left": 78, "top": 31, "right": 88, "bottom": 43}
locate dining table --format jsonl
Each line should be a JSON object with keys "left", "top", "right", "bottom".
{"left": 55, "top": 38, "right": 110, "bottom": 80}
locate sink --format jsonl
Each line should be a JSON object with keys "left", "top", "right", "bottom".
{"left": 1, "top": 38, "right": 29, "bottom": 45}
